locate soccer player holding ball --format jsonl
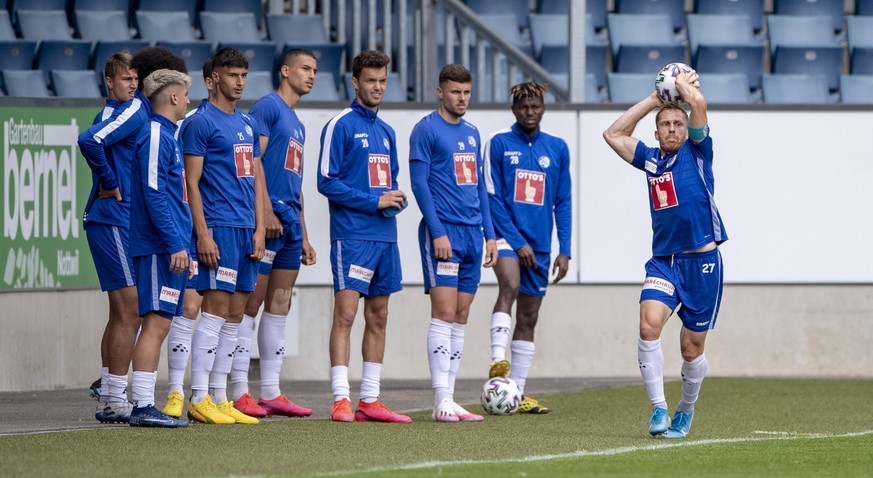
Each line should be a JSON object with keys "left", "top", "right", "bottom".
{"left": 602, "top": 67, "right": 727, "bottom": 438}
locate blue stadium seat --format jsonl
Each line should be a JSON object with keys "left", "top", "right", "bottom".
{"left": 772, "top": 46, "right": 843, "bottom": 91}
{"left": 851, "top": 47, "right": 873, "bottom": 75}
{"left": 158, "top": 41, "right": 215, "bottom": 75}
{"left": 301, "top": 43, "right": 345, "bottom": 86}
{"left": 241, "top": 70, "right": 274, "bottom": 100}
{"left": 17, "top": 10, "right": 74, "bottom": 41}
{"left": 583, "top": 72, "right": 606, "bottom": 103}
{"left": 136, "top": 11, "right": 197, "bottom": 43}
{"left": 607, "top": 72, "right": 654, "bottom": 103}
{"left": 686, "top": 14, "right": 761, "bottom": 55}
{"left": 36, "top": 40, "right": 92, "bottom": 83}
{"left": 694, "top": 0, "right": 764, "bottom": 33}
{"left": 343, "top": 71, "right": 404, "bottom": 102}
{"left": 92, "top": 40, "right": 149, "bottom": 75}
{"left": 858, "top": 0, "right": 873, "bottom": 16}
{"left": 0, "top": 11, "right": 15, "bottom": 41}
{"left": 188, "top": 76, "right": 209, "bottom": 102}
{"left": 307, "top": 73, "right": 341, "bottom": 101}
{"left": 847, "top": 16, "right": 873, "bottom": 53}
{"left": 76, "top": 10, "right": 131, "bottom": 41}
{"left": 10, "top": 0, "right": 66, "bottom": 23}
{"left": 839, "top": 74, "right": 873, "bottom": 103}
{"left": 529, "top": 13, "right": 607, "bottom": 52}
{"left": 615, "top": 45, "right": 687, "bottom": 74}
{"left": 218, "top": 42, "right": 277, "bottom": 72}
{"left": 136, "top": 0, "right": 199, "bottom": 27}
{"left": 0, "top": 41, "right": 35, "bottom": 70}
{"left": 607, "top": 14, "right": 684, "bottom": 56}
{"left": 774, "top": 0, "right": 845, "bottom": 33}
{"left": 73, "top": 0, "right": 132, "bottom": 28}
{"left": 465, "top": 0, "right": 531, "bottom": 30}
{"left": 466, "top": 13, "right": 530, "bottom": 55}
{"left": 203, "top": 0, "right": 264, "bottom": 29}
{"left": 267, "top": 14, "right": 330, "bottom": 45}
{"left": 51, "top": 69, "right": 102, "bottom": 98}
{"left": 538, "top": 44, "right": 608, "bottom": 89}
{"left": 2, "top": 69, "right": 51, "bottom": 97}
{"left": 761, "top": 73, "right": 830, "bottom": 104}
{"left": 693, "top": 44, "right": 764, "bottom": 90}
{"left": 615, "top": 0, "right": 686, "bottom": 31}
{"left": 767, "top": 15, "right": 841, "bottom": 54}
{"left": 200, "top": 12, "right": 262, "bottom": 43}
{"left": 538, "top": 0, "right": 607, "bottom": 31}
{"left": 698, "top": 73, "right": 754, "bottom": 104}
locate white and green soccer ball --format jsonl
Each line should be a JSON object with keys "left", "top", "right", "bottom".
{"left": 655, "top": 62, "right": 694, "bottom": 106}
{"left": 480, "top": 376, "right": 522, "bottom": 415}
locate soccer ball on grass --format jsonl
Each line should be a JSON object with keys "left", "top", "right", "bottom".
{"left": 480, "top": 376, "right": 522, "bottom": 415}
{"left": 655, "top": 62, "right": 694, "bottom": 106}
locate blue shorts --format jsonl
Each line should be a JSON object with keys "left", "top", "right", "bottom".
{"left": 639, "top": 248, "right": 724, "bottom": 332}
{"left": 419, "top": 221, "right": 483, "bottom": 294}
{"left": 330, "top": 239, "right": 402, "bottom": 298}
{"left": 134, "top": 253, "right": 187, "bottom": 319}
{"left": 194, "top": 226, "right": 259, "bottom": 293}
{"left": 496, "top": 238, "right": 551, "bottom": 297}
{"left": 259, "top": 221, "right": 303, "bottom": 275}
{"left": 85, "top": 223, "right": 135, "bottom": 292}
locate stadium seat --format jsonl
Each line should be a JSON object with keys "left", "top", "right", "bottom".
{"left": 839, "top": 74, "right": 873, "bottom": 103}
{"left": 217, "top": 42, "right": 277, "bottom": 72}
{"left": 17, "top": 10, "right": 74, "bottom": 41}
{"left": 529, "top": 13, "right": 607, "bottom": 53}
{"left": 466, "top": 13, "right": 530, "bottom": 55}
{"left": 773, "top": 0, "right": 844, "bottom": 33}
{"left": 158, "top": 41, "right": 215, "bottom": 75}
{"left": 188, "top": 76, "right": 208, "bottom": 101}
{"left": 0, "top": 11, "right": 15, "bottom": 41}
{"left": 465, "top": 0, "right": 531, "bottom": 30}
{"left": 136, "top": 11, "right": 197, "bottom": 43}
{"left": 73, "top": 0, "right": 132, "bottom": 28}
{"left": 615, "top": 45, "right": 687, "bottom": 74}
{"left": 615, "top": 0, "right": 686, "bottom": 32}
{"left": 686, "top": 14, "right": 762, "bottom": 55}
{"left": 607, "top": 14, "right": 684, "bottom": 56}
{"left": 761, "top": 73, "right": 830, "bottom": 104}
{"left": 51, "top": 69, "right": 102, "bottom": 98}
{"left": 698, "top": 73, "right": 755, "bottom": 104}
{"left": 35, "top": 40, "right": 92, "bottom": 83}
{"left": 199, "top": 12, "right": 262, "bottom": 43}
{"left": 767, "top": 15, "right": 842, "bottom": 54}
{"left": 537, "top": 0, "right": 608, "bottom": 32}
{"left": 607, "top": 72, "right": 654, "bottom": 103}
{"left": 582, "top": 72, "right": 606, "bottom": 103}
{"left": 693, "top": 44, "right": 764, "bottom": 90}
{"left": 240, "top": 70, "right": 274, "bottom": 101}
{"left": 302, "top": 43, "right": 345, "bottom": 85}
{"left": 538, "top": 44, "right": 607, "bottom": 90}
{"left": 92, "top": 40, "right": 149, "bottom": 75}
{"left": 202, "top": 0, "right": 265, "bottom": 29}
{"left": 771, "top": 46, "right": 843, "bottom": 91}
{"left": 10, "top": 0, "right": 66, "bottom": 22}
{"left": 306, "top": 73, "right": 341, "bottom": 101}
{"left": 267, "top": 14, "right": 330, "bottom": 45}
{"left": 858, "top": 0, "right": 873, "bottom": 16}
{"left": 2, "top": 69, "right": 51, "bottom": 97}
{"left": 0, "top": 41, "right": 36, "bottom": 70}
{"left": 851, "top": 47, "right": 873, "bottom": 75}
{"left": 694, "top": 0, "right": 764, "bottom": 32}
{"left": 136, "top": 0, "right": 199, "bottom": 27}
{"left": 847, "top": 16, "right": 873, "bottom": 54}
{"left": 343, "top": 71, "right": 404, "bottom": 102}
{"left": 75, "top": 10, "right": 131, "bottom": 41}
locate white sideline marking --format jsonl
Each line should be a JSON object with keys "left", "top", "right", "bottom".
{"left": 316, "top": 430, "right": 873, "bottom": 476}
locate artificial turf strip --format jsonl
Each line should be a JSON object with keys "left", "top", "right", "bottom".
{"left": 1, "top": 378, "right": 870, "bottom": 478}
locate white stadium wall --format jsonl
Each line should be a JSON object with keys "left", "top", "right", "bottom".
{"left": 1, "top": 103, "right": 872, "bottom": 391}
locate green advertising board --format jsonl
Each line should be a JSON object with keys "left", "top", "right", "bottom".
{"left": 1, "top": 105, "right": 100, "bottom": 290}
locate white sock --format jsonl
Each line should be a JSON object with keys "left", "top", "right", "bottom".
{"left": 427, "top": 318, "right": 453, "bottom": 407}
{"left": 638, "top": 338, "right": 667, "bottom": 410}
{"left": 190, "top": 312, "right": 224, "bottom": 402}
{"left": 231, "top": 314, "right": 255, "bottom": 400}
{"left": 258, "top": 312, "right": 287, "bottom": 400}
{"left": 448, "top": 323, "right": 466, "bottom": 397}
{"left": 490, "top": 312, "right": 512, "bottom": 361}
{"left": 331, "top": 365, "right": 350, "bottom": 402}
{"left": 131, "top": 371, "right": 157, "bottom": 408}
{"left": 359, "top": 361, "right": 382, "bottom": 403}
{"left": 677, "top": 354, "right": 708, "bottom": 413}
{"left": 104, "top": 373, "right": 128, "bottom": 403}
{"left": 166, "top": 315, "right": 196, "bottom": 395}
{"left": 509, "top": 340, "right": 535, "bottom": 395}
{"left": 208, "top": 321, "right": 239, "bottom": 404}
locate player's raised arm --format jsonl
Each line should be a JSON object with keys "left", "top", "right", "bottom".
{"left": 674, "top": 70, "right": 708, "bottom": 139}
{"left": 602, "top": 92, "right": 661, "bottom": 163}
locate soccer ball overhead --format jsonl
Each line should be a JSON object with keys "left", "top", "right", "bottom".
{"left": 481, "top": 376, "right": 522, "bottom": 415}
{"left": 655, "top": 62, "right": 694, "bottom": 106}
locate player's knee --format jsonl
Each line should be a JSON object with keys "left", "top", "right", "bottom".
{"left": 267, "top": 287, "right": 292, "bottom": 316}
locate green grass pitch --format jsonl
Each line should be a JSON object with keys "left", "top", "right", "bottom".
{"left": 1, "top": 378, "right": 870, "bottom": 477}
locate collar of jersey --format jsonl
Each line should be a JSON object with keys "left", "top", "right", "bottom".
{"left": 351, "top": 99, "right": 379, "bottom": 122}
{"left": 511, "top": 123, "right": 540, "bottom": 143}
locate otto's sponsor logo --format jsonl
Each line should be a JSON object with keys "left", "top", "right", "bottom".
{"left": 514, "top": 169, "right": 545, "bottom": 205}
{"left": 285, "top": 138, "right": 303, "bottom": 175}
{"left": 262, "top": 249, "right": 276, "bottom": 264}
{"left": 349, "top": 264, "right": 374, "bottom": 283}
{"left": 453, "top": 153, "right": 477, "bottom": 185}
{"left": 648, "top": 172, "right": 678, "bottom": 210}
{"left": 234, "top": 143, "right": 254, "bottom": 177}
{"left": 436, "top": 262, "right": 459, "bottom": 276}
{"left": 160, "top": 286, "right": 181, "bottom": 305}
{"left": 642, "top": 277, "right": 675, "bottom": 296}
{"left": 216, "top": 266, "right": 238, "bottom": 285}
{"left": 368, "top": 154, "right": 390, "bottom": 188}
